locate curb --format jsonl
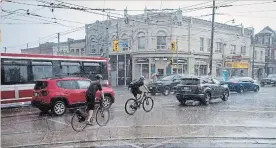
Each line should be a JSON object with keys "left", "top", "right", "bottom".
{"left": 6, "top": 136, "right": 276, "bottom": 148}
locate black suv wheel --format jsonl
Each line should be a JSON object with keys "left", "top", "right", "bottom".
{"left": 202, "top": 92, "right": 211, "bottom": 105}
{"left": 162, "top": 86, "right": 171, "bottom": 96}
{"left": 222, "top": 90, "right": 229, "bottom": 101}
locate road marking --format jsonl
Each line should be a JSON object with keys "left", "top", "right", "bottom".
{"left": 121, "top": 141, "right": 143, "bottom": 148}
{"left": 81, "top": 123, "right": 276, "bottom": 130}
{"left": 48, "top": 118, "right": 71, "bottom": 127}
{"left": 147, "top": 139, "right": 176, "bottom": 148}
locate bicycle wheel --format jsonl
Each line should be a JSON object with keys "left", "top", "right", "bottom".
{"left": 142, "top": 97, "right": 154, "bottom": 112}
{"left": 71, "top": 110, "right": 87, "bottom": 132}
{"left": 96, "top": 106, "right": 110, "bottom": 126}
{"left": 125, "top": 98, "right": 138, "bottom": 115}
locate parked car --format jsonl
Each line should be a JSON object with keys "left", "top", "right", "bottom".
{"left": 175, "top": 76, "right": 230, "bottom": 106}
{"left": 147, "top": 74, "right": 184, "bottom": 96}
{"left": 31, "top": 77, "right": 115, "bottom": 116}
{"left": 260, "top": 74, "right": 276, "bottom": 87}
{"left": 224, "top": 77, "right": 260, "bottom": 93}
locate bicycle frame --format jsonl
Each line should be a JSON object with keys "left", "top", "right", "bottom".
{"left": 134, "top": 85, "right": 151, "bottom": 106}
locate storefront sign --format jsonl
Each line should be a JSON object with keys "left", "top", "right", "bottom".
{"left": 224, "top": 62, "right": 248, "bottom": 69}
{"left": 136, "top": 58, "right": 149, "bottom": 63}
{"left": 173, "top": 59, "right": 188, "bottom": 64}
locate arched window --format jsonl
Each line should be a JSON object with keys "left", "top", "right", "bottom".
{"left": 156, "top": 30, "right": 167, "bottom": 50}
{"left": 90, "top": 36, "right": 98, "bottom": 54}
{"left": 137, "top": 32, "right": 146, "bottom": 50}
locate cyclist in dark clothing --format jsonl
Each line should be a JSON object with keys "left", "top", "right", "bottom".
{"left": 85, "top": 74, "right": 104, "bottom": 125}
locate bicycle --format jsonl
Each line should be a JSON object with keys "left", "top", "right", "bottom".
{"left": 125, "top": 85, "right": 154, "bottom": 115}
{"left": 71, "top": 97, "right": 110, "bottom": 132}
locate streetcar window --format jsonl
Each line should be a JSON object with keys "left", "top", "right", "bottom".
{"left": 31, "top": 61, "right": 53, "bottom": 81}
{"left": 1, "top": 59, "right": 29, "bottom": 84}
{"left": 83, "top": 62, "right": 101, "bottom": 74}
{"left": 2, "top": 65, "right": 28, "bottom": 84}
{"left": 61, "top": 62, "right": 80, "bottom": 76}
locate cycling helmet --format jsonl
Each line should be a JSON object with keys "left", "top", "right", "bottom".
{"left": 95, "top": 74, "right": 103, "bottom": 80}
{"left": 139, "top": 76, "right": 145, "bottom": 80}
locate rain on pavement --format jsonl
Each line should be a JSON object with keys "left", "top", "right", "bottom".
{"left": 1, "top": 87, "right": 276, "bottom": 148}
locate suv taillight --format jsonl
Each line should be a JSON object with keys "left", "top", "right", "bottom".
{"left": 41, "top": 90, "right": 48, "bottom": 96}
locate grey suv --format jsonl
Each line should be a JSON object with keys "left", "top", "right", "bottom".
{"left": 175, "top": 77, "right": 230, "bottom": 106}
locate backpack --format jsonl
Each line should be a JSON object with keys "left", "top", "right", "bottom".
{"left": 128, "top": 79, "right": 144, "bottom": 97}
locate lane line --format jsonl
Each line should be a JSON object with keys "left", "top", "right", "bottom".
{"left": 48, "top": 118, "right": 71, "bottom": 127}
{"left": 121, "top": 141, "right": 143, "bottom": 148}
{"left": 147, "top": 139, "right": 176, "bottom": 148}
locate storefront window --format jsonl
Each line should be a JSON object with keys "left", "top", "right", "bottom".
{"left": 142, "top": 64, "right": 149, "bottom": 79}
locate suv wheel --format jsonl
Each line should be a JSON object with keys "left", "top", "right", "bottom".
{"left": 238, "top": 87, "right": 244, "bottom": 94}
{"left": 180, "top": 100, "right": 186, "bottom": 106}
{"left": 162, "top": 86, "right": 170, "bottom": 96}
{"left": 202, "top": 92, "right": 210, "bottom": 105}
{"left": 222, "top": 90, "right": 229, "bottom": 101}
{"left": 52, "top": 100, "right": 66, "bottom": 116}
{"left": 254, "top": 86, "right": 260, "bottom": 92}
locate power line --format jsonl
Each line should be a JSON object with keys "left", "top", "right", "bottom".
{"left": 230, "top": 9, "right": 276, "bottom": 14}
{"left": 217, "top": 13, "right": 276, "bottom": 20}
{"left": 1, "top": 8, "right": 85, "bottom": 24}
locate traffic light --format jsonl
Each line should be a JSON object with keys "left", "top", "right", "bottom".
{"left": 170, "top": 59, "right": 173, "bottom": 65}
{"left": 171, "top": 41, "right": 176, "bottom": 52}
{"left": 113, "top": 40, "right": 119, "bottom": 52}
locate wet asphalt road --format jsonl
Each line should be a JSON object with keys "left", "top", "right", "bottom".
{"left": 1, "top": 86, "right": 276, "bottom": 148}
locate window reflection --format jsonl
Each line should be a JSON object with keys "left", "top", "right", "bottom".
{"left": 32, "top": 66, "right": 53, "bottom": 81}
{"left": 3, "top": 65, "right": 28, "bottom": 83}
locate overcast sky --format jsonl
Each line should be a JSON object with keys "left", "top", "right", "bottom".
{"left": 1, "top": 0, "right": 276, "bottom": 53}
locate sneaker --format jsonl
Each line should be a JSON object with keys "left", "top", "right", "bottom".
{"left": 86, "top": 121, "right": 93, "bottom": 125}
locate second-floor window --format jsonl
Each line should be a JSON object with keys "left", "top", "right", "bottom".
{"left": 207, "top": 38, "right": 211, "bottom": 52}
{"left": 156, "top": 30, "right": 167, "bottom": 50}
{"left": 216, "top": 41, "right": 223, "bottom": 53}
{"left": 81, "top": 48, "right": 84, "bottom": 55}
{"left": 157, "top": 36, "right": 166, "bottom": 50}
{"left": 254, "top": 50, "right": 257, "bottom": 60}
{"left": 90, "top": 39, "right": 97, "bottom": 54}
{"left": 230, "top": 45, "right": 236, "bottom": 54}
{"left": 200, "top": 37, "right": 204, "bottom": 51}
{"left": 260, "top": 51, "right": 263, "bottom": 60}
{"left": 138, "top": 32, "right": 146, "bottom": 50}
{"left": 241, "top": 46, "right": 246, "bottom": 55}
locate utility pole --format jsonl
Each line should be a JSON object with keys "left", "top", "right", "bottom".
{"left": 4, "top": 47, "right": 6, "bottom": 53}
{"left": 116, "top": 22, "right": 119, "bottom": 86}
{"left": 176, "top": 37, "right": 179, "bottom": 74}
{"left": 58, "top": 33, "right": 60, "bottom": 53}
{"left": 251, "top": 28, "right": 255, "bottom": 79}
{"left": 27, "top": 43, "right": 28, "bottom": 49}
{"left": 208, "top": 0, "right": 216, "bottom": 76}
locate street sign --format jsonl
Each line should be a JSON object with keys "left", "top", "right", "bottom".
{"left": 119, "top": 41, "right": 128, "bottom": 47}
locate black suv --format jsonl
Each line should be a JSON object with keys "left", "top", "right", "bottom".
{"left": 260, "top": 74, "right": 276, "bottom": 87}
{"left": 147, "top": 74, "right": 184, "bottom": 96}
{"left": 175, "top": 77, "right": 230, "bottom": 105}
